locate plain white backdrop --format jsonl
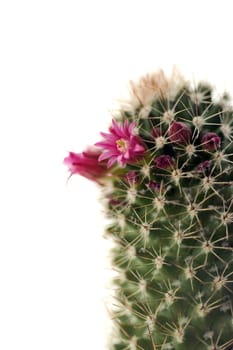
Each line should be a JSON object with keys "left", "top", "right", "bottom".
{"left": 1, "top": 1, "right": 233, "bottom": 349}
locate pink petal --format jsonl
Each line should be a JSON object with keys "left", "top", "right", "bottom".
{"left": 111, "top": 119, "right": 124, "bottom": 137}
{"left": 107, "top": 156, "right": 118, "bottom": 168}
{"left": 100, "top": 131, "right": 118, "bottom": 141}
{"left": 134, "top": 144, "right": 145, "bottom": 153}
{"left": 128, "top": 121, "right": 136, "bottom": 134}
{"left": 98, "top": 151, "right": 115, "bottom": 161}
{"left": 95, "top": 140, "right": 116, "bottom": 148}
{"left": 123, "top": 150, "right": 130, "bottom": 159}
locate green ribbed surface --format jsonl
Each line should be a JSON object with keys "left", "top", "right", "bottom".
{"left": 104, "top": 82, "right": 233, "bottom": 349}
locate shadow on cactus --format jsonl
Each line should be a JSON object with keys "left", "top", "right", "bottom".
{"left": 64, "top": 69, "right": 233, "bottom": 350}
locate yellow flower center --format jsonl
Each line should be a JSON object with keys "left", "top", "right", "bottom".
{"left": 116, "top": 139, "right": 129, "bottom": 153}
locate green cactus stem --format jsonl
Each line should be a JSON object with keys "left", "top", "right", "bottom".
{"left": 65, "top": 69, "right": 233, "bottom": 350}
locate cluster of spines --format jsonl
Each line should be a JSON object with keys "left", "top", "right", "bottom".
{"left": 104, "top": 82, "right": 233, "bottom": 349}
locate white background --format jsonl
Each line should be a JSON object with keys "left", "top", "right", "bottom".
{"left": 1, "top": 1, "right": 233, "bottom": 349}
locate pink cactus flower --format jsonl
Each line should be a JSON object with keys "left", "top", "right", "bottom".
{"left": 64, "top": 146, "right": 108, "bottom": 183}
{"left": 168, "top": 121, "right": 192, "bottom": 144}
{"left": 95, "top": 119, "right": 146, "bottom": 168}
{"left": 201, "top": 132, "right": 221, "bottom": 151}
{"left": 154, "top": 155, "right": 174, "bottom": 170}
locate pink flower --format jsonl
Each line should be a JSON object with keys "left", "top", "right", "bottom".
{"left": 64, "top": 146, "right": 108, "bottom": 183}
{"left": 168, "top": 121, "right": 191, "bottom": 144}
{"left": 154, "top": 155, "right": 174, "bottom": 170}
{"left": 201, "top": 132, "right": 221, "bottom": 151}
{"left": 95, "top": 119, "right": 146, "bottom": 168}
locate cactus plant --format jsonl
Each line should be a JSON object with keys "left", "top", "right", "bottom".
{"left": 64, "top": 69, "right": 233, "bottom": 349}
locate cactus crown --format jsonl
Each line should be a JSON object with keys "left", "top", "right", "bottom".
{"left": 65, "top": 70, "right": 233, "bottom": 350}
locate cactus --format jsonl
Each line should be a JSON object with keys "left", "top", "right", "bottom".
{"left": 64, "top": 69, "right": 233, "bottom": 349}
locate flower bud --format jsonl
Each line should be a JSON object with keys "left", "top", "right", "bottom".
{"left": 64, "top": 147, "right": 108, "bottom": 183}
{"left": 154, "top": 155, "right": 174, "bottom": 170}
{"left": 169, "top": 121, "right": 192, "bottom": 144}
{"left": 201, "top": 133, "right": 221, "bottom": 151}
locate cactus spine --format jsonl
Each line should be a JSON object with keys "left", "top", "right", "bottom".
{"left": 65, "top": 70, "right": 233, "bottom": 349}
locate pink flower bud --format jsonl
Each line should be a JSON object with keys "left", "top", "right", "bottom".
{"left": 168, "top": 121, "right": 192, "bottom": 144}
{"left": 64, "top": 146, "right": 108, "bottom": 183}
{"left": 154, "top": 155, "right": 174, "bottom": 170}
{"left": 201, "top": 133, "right": 221, "bottom": 151}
